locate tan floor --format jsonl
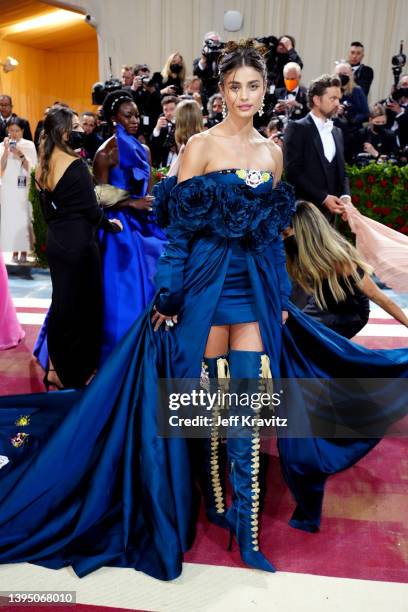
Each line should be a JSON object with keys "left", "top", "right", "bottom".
{"left": 0, "top": 562, "right": 407, "bottom": 612}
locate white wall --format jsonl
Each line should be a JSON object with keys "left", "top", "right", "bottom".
{"left": 54, "top": 0, "right": 408, "bottom": 103}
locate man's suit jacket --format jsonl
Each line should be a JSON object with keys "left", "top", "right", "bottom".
{"left": 273, "top": 85, "right": 308, "bottom": 120}
{"left": 0, "top": 114, "right": 32, "bottom": 142}
{"left": 283, "top": 113, "right": 350, "bottom": 213}
{"left": 352, "top": 64, "right": 374, "bottom": 97}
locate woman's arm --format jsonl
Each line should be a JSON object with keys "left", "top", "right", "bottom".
{"left": 93, "top": 147, "right": 111, "bottom": 185}
{"left": 359, "top": 274, "right": 408, "bottom": 327}
{"left": 142, "top": 144, "right": 154, "bottom": 193}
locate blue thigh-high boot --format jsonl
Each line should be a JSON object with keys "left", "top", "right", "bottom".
{"left": 196, "top": 355, "right": 230, "bottom": 529}
{"left": 225, "top": 349, "right": 276, "bottom": 573}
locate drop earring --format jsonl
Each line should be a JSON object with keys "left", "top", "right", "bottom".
{"left": 222, "top": 100, "right": 227, "bottom": 119}
{"left": 258, "top": 98, "right": 265, "bottom": 117}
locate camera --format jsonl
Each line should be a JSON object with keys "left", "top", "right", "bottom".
{"left": 84, "top": 14, "right": 97, "bottom": 28}
{"left": 163, "top": 120, "right": 176, "bottom": 149}
{"left": 255, "top": 35, "right": 278, "bottom": 51}
{"left": 202, "top": 38, "right": 225, "bottom": 61}
{"left": 92, "top": 78, "right": 122, "bottom": 105}
{"left": 391, "top": 40, "right": 406, "bottom": 85}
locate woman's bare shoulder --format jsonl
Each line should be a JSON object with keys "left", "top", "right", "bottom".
{"left": 178, "top": 132, "right": 212, "bottom": 180}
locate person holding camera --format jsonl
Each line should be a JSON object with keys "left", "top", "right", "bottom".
{"left": 333, "top": 62, "right": 369, "bottom": 161}
{"left": 206, "top": 93, "right": 223, "bottom": 128}
{"left": 0, "top": 117, "right": 37, "bottom": 264}
{"left": 156, "top": 53, "right": 186, "bottom": 96}
{"left": 384, "top": 74, "right": 408, "bottom": 149}
{"left": 0, "top": 95, "right": 32, "bottom": 142}
{"left": 125, "top": 64, "right": 162, "bottom": 140}
{"left": 150, "top": 95, "right": 178, "bottom": 167}
{"left": 273, "top": 62, "right": 308, "bottom": 121}
{"left": 193, "top": 31, "right": 224, "bottom": 108}
{"left": 269, "top": 35, "right": 303, "bottom": 89}
{"left": 354, "top": 104, "right": 397, "bottom": 162}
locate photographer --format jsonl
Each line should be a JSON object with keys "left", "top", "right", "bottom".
{"left": 126, "top": 64, "right": 162, "bottom": 139}
{"left": 354, "top": 104, "right": 397, "bottom": 162}
{"left": 206, "top": 93, "right": 223, "bottom": 128}
{"left": 269, "top": 35, "right": 303, "bottom": 89}
{"left": 0, "top": 95, "right": 32, "bottom": 142}
{"left": 193, "top": 31, "right": 224, "bottom": 107}
{"left": 156, "top": 53, "right": 186, "bottom": 96}
{"left": 334, "top": 62, "right": 369, "bottom": 161}
{"left": 384, "top": 74, "right": 408, "bottom": 149}
{"left": 273, "top": 62, "right": 308, "bottom": 120}
{"left": 150, "top": 95, "right": 178, "bottom": 167}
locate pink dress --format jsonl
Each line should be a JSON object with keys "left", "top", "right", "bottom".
{"left": 0, "top": 251, "right": 24, "bottom": 349}
{"left": 344, "top": 203, "right": 408, "bottom": 293}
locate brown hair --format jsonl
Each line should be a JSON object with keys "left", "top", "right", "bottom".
{"left": 218, "top": 39, "right": 267, "bottom": 86}
{"left": 174, "top": 99, "right": 203, "bottom": 147}
{"left": 38, "top": 105, "right": 78, "bottom": 188}
{"left": 308, "top": 74, "right": 341, "bottom": 108}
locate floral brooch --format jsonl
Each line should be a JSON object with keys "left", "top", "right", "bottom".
{"left": 236, "top": 169, "right": 271, "bottom": 188}
{"left": 15, "top": 415, "right": 30, "bottom": 427}
{"left": 10, "top": 432, "right": 29, "bottom": 448}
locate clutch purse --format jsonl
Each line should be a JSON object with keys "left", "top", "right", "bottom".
{"left": 95, "top": 184, "right": 130, "bottom": 208}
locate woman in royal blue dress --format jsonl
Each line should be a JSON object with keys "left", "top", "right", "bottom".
{"left": 0, "top": 41, "right": 407, "bottom": 581}
{"left": 93, "top": 90, "right": 167, "bottom": 362}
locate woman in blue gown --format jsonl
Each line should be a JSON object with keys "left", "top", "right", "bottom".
{"left": 0, "top": 41, "right": 407, "bottom": 581}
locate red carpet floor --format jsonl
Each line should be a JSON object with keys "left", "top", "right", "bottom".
{"left": 1, "top": 311, "right": 407, "bottom": 585}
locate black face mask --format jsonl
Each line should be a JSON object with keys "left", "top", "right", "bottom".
{"left": 398, "top": 87, "right": 408, "bottom": 98}
{"left": 372, "top": 125, "right": 385, "bottom": 134}
{"left": 283, "top": 234, "right": 298, "bottom": 257}
{"left": 170, "top": 63, "right": 182, "bottom": 74}
{"left": 214, "top": 112, "right": 223, "bottom": 121}
{"left": 68, "top": 131, "right": 85, "bottom": 149}
{"left": 339, "top": 74, "right": 350, "bottom": 87}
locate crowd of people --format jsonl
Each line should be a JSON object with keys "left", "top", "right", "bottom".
{"left": 0, "top": 35, "right": 407, "bottom": 583}
{"left": 0, "top": 35, "right": 406, "bottom": 264}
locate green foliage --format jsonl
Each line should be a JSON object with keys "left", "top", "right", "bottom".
{"left": 29, "top": 170, "right": 48, "bottom": 268}
{"left": 151, "top": 166, "right": 169, "bottom": 186}
{"left": 347, "top": 162, "right": 408, "bottom": 233}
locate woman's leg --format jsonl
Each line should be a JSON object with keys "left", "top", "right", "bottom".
{"left": 198, "top": 325, "right": 230, "bottom": 527}
{"left": 225, "top": 321, "right": 275, "bottom": 572}
{"left": 204, "top": 324, "right": 230, "bottom": 357}
{"left": 229, "top": 322, "right": 263, "bottom": 351}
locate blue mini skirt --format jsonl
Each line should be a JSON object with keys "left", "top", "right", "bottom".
{"left": 212, "top": 241, "right": 257, "bottom": 325}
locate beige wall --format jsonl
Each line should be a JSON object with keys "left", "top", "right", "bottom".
{"left": 54, "top": 0, "right": 408, "bottom": 103}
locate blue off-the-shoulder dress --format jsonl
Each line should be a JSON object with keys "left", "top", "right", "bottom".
{"left": 0, "top": 170, "right": 407, "bottom": 581}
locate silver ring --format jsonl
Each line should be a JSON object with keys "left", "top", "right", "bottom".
{"left": 165, "top": 319, "right": 174, "bottom": 327}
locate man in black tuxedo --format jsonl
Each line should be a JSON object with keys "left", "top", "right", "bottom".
{"left": 348, "top": 41, "right": 374, "bottom": 96}
{"left": 284, "top": 74, "right": 350, "bottom": 222}
{"left": 0, "top": 95, "right": 32, "bottom": 142}
{"left": 273, "top": 62, "right": 308, "bottom": 120}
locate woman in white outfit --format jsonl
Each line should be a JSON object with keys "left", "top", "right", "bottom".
{"left": 0, "top": 118, "right": 37, "bottom": 263}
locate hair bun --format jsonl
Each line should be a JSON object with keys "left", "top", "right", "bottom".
{"left": 220, "top": 38, "right": 268, "bottom": 60}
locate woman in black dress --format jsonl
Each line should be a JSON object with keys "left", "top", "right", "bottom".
{"left": 35, "top": 105, "right": 122, "bottom": 389}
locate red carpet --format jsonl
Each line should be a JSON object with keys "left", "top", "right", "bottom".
{"left": 1, "top": 313, "right": 407, "bottom": 584}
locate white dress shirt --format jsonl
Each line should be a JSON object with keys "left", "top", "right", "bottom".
{"left": 310, "top": 111, "right": 336, "bottom": 162}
